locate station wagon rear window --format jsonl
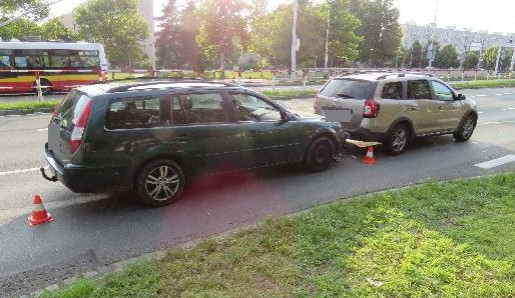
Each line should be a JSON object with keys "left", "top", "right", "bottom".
{"left": 106, "top": 96, "right": 169, "bottom": 129}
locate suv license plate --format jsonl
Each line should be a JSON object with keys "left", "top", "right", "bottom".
{"left": 323, "top": 109, "right": 352, "bottom": 122}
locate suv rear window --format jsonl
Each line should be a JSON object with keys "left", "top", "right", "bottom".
{"left": 320, "top": 79, "right": 376, "bottom": 99}
{"left": 56, "top": 90, "right": 92, "bottom": 131}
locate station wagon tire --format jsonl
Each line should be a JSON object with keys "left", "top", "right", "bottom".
{"left": 136, "top": 159, "right": 185, "bottom": 207}
{"left": 305, "top": 136, "right": 335, "bottom": 172}
{"left": 385, "top": 123, "right": 410, "bottom": 155}
{"left": 454, "top": 114, "right": 476, "bottom": 142}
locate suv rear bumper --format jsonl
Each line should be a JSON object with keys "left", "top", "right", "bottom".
{"left": 44, "top": 145, "right": 133, "bottom": 193}
{"left": 346, "top": 127, "right": 386, "bottom": 143}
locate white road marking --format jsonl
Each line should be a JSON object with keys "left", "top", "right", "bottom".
{"left": 503, "top": 93, "right": 512, "bottom": 95}
{"left": 495, "top": 94, "right": 504, "bottom": 96}
{"left": 475, "top": 155, "right": 515, "bottom": 169}
{"left": 37, "top": 128, "right": 48, "bottom": 132}
{"left": 0, "top": 167, "right": 45, "bottom": 176}
{"left": 474, "top": 95, "right": 488, "bottom": 97}
{"left": 478, "top": 111, "right": 484, "bottom": 114}
{"left": 483, "top": 121, "right": 501, "bottom": 125}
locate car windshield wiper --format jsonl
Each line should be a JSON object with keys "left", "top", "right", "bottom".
{"left": 337, "top": 93, "right": 355, "bottom": 99}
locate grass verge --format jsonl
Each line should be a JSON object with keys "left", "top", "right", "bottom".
{"left": 262, "top": 89, "right": 317, "bottom": 99}
{"left": 450, "top": 79, "right": 515, "bottom": 89}
{"left": 0, "top": 100, "right": 59, "bottom": 111}
{"left": 41, "top": 173, "right": 515, "bottom": 297}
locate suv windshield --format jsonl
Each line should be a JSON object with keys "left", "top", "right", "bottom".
{"left": 320, "top": 79, "right": 376, "bottom": 99}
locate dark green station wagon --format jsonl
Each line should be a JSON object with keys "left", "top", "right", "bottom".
{"left": 41, "top": 80, "right": 347, "bottom": 206}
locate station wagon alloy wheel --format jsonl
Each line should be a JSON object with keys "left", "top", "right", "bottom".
{"left": 145, "top": 166, "right": 181, "bottom": 201}
{"left": 137, "top": 159, "right": 185, "bottom": 206}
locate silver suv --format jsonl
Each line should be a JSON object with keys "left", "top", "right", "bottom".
{"left": 314, "top": 73, "right": 478, "bottom": 154}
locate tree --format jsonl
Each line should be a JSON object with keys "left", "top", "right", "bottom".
{"left": 0, "top": 0, "right": 48, "bottom": 20}
{"left": 501, "top": 48, "right": 513, "bottom": 71}
{"left": 0, "top": 18, "right": 40, "bottom": 40}
{"left": 435, "top": 45, "right": 460, "bottom": 69}
{"left": 463, "top": 52, "right": 479, "bottom": 70}
{"left": 482, "top": 47, "right": 499, "bottom": 71}
{"left": 353, "top": 0, "right": 401, "bottom": 66}
{"left": 196, "top": 0, "right": 249, "bottom": 71}
{"left": 155, "top": 0, "right": 182, "bottom": 68}
{"left": 155, "top": 0, "right": 203, "bottom": 69}
{"left": 40, "top": 18, "right": 77, "bottom": 41}
{"left": 247, "top": 0, "right": 272, "bottom": 68}
{"left": 74, "top": 0, "right": 149, "bottom": 68}
{"left": 0, "top": 17, "right": 75, "bottom": 41}
{"left": 179, "top": 1, "right": 203, "bottom": 69}
{"left": 410, "top": 40, "right": 423, "bottom": 68}
{"left": 325, "top": 0, "right": 362, "bottom": 67}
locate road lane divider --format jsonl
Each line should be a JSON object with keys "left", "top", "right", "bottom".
{"left": 0, "top": 167, "right": 46, "bottom": 177}
{"left": 475, "top": 155, "right": 515, "bottom": 169}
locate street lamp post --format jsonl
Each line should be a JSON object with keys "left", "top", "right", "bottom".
{"left": 291, "top": 0, "right": 298, "bottom": 79}
{"left": 324, "top": 4, "right": 330, "bottom": 71}
{"left": 428, "top": 0, "right": 439, "bottom": 70}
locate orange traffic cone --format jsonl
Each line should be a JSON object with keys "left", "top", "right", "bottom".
{"left": 363, "top": 146, "right": 377, "bottom": 165}
{"left": 28, "top": 195, "right": 54, "bottom": 225}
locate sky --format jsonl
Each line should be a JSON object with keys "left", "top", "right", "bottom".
{"left": 48, "top": 0, "right": 515, "bottom": 34}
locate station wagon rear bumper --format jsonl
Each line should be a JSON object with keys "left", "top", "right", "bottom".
{"left": 43, "top": 144, "right": 133, "bottom": 193}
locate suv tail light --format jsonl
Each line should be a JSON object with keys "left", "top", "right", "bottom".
{"left": 314, "top": 95, "right": 321, "bottom": 114}
{"left": 70, "top": 99, "right": 92, "bottom": 155}
{"left": 363, "top": 99, "right": 380, "bottom": 118}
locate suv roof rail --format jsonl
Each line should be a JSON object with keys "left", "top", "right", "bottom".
{"left": 377, "top": 72, "right": 435, "bottom": 80}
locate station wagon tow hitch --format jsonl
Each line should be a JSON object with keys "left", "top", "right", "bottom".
{"left": 40, "top": 167, "right": 57, "bottom": 182}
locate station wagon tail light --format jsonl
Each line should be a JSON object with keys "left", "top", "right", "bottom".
{"left": 70, "top": 99, "right": 92, "bottom": 155}
{"left": 363, "top": 99, "right": 380, "bottom": 118}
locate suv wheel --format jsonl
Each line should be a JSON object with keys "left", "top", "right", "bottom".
{"left": 386, "top": 124, "right": 410, "bottom": 155}
{"left": 136, "top": 159, "right": 185, "bottom": 207}
{"left": 454, "top": 114, "right": 476, "bottom": 142}
{"left": 305, "top": 136, "right": 334, "bottom": 172}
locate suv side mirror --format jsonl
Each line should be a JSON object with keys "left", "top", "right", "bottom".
{"left": 455, "top": 93, "right": 466, "bottom": 100}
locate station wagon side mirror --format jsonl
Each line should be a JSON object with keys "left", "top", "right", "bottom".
{"left": 279, "top": 110, "right": 291, "bottom": 124}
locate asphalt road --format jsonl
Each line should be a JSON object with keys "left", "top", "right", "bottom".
{"left": 1, "top": 88, "right": 515, "bottom": 295}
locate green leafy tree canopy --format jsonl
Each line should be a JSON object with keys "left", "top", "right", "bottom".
{"left": 74, "top": 0, "right": 149, "bottom": 68}
{"left": 435, "top": 44, "right": 460, "bottom": 69}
